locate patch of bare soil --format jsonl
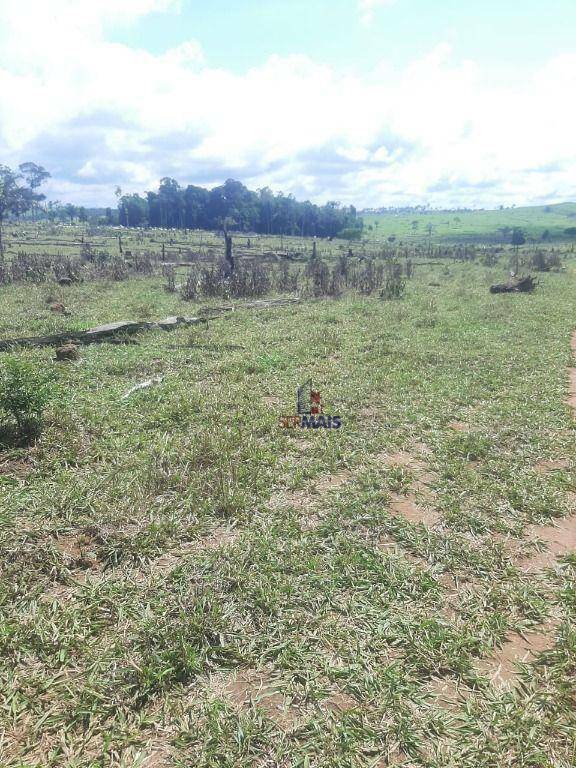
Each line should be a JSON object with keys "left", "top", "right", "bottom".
{"left": 299, "top": 513, "right": 324, "bottom": 532}
{"left": 378, "top": 450, "right": 438, "bottom": 500}
{"left": 53, "top": 534, "right": 101, "bottom": 570}
{"left": 269, "top": 488, "right": 315, "bottom": 512}
{"left": 389, "top": 493, "right": 440, "bottom": 527}
{"left": 216, "top": 670, "right": 305, "bottom": 730}
{"left": 411, "top": 472, "right": 438, "bottom": 497}
{"left": 0, "top": 458, "right": 32, "bottom": 479}
{"left": 149, "top": 527, "right": 240, "bottom": 572}
{"left": 200, "top": 526, "right": 239, "bottom": 550}
{"left": 372, "top": 749, "right": 412, "bottom": 768}
{"left": 534, "top": 458, "right": 570, "bottom": 474}
{"left": 567, "top": 369, "right": 576, "bottom": 410}
{"left": 315, "top": 470, "right": 353, "bottom": 493}
{"left": 269, "top": 469, "right": 352, "bottom": 513}
{"left": 323, "top": 690, "right": 358, "bottom": 713}
{"left": 448, "top": 421, "right": 469, "bottom": 432}
{"left": 379, "top": 451, "right": 427, "bottom": 471}
{"left": 285, "top": 436, "right": 312, "bottom": 453}
{"left": 39, "top": 582, "right": 76, "bottom": 604}
{"left": 377, "top": 533, "right": 400, "bottom": 551}
{"left": 139, "top": 748, "right": 173, "bottom": 768}
{"left": 475, "top": 620, "right": 558, "bottom": 687}
{"left": 567, "top": 331, "right": 576, "bottom": 411}
{"left": 359, "top": 406, "right": 380, "bottom": 419}
{"left": 519, "top": 515, "right": 576, "bottom": 572}
{"left": 425, "top": 677, "right": 464, "bottom": 711}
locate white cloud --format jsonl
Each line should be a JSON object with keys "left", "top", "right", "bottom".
{"left": 358, "top": 0, "right": 396, "bottom": 26}
{"left": 0, "top": 1, "right": 575, "bottom": 208}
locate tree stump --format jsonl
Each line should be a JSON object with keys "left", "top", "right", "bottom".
{"left": 55, "top": 344, "right": 80, "bottom": 362}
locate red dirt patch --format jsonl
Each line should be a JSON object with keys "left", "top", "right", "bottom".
{"left": 389, "top": 493, "right": 440, "bottom": 526}
{"left": 519, "top": 515, "right": 576, "bottom": 572}
{"left": 476, "top": 621, "right": 558, "bottom": 687}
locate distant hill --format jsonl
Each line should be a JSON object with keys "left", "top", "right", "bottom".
{"left": 361, "top": 202, "right": 576, "bottom": 244}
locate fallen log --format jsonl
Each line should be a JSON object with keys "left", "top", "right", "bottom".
{"left": 0, "top": 297, "right": 301, "bottom": 351}
{"left": 0, "top": 317, "right": 206, "bottom": 351}
{"left": 489, "top": 275, "right": 537, "bottom": 294}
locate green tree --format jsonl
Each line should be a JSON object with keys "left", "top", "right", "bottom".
{"left": 118, "top": 194, "right": 147, "bottom": 227}
{"left": 0, "top": 163, "right": 50, "bottom": 254}
{"left": 18, "top": 162, "right": 50, "bottom": 219}
{"left": 0, "top": 166, "right": 22, "bottom": 255}
{"left": 512, "top": 228, "right": 526, "bottom": 248}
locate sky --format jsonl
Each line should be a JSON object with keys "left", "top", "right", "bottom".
{"left": 0, "top": 0, "right": 575, "bottom": 209}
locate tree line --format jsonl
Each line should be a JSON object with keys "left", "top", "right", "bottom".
{"left": 0, "top": 163, "right": 51, "bottom": 253}
{"left": 117, "top": 178, "right": 363, "bottom": 238}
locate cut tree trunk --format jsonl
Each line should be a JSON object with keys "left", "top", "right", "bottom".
{"left": 224, "top": 233, "right": 234, "bottom": 275}
{"left": 489, "top": 275, "right": 537, "bottom": 294}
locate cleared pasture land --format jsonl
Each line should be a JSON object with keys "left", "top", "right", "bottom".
{"left": 0, "top": 226, "right": 575, "bottom": 767}
{"left": 363, "top": 201, "right": 576, "bottom": 243}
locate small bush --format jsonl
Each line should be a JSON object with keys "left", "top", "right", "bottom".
{"left": 162, "top": 264, "right": 176, "bottom": 293}
{"left": 0, "top": 358, "right": 54, "bottom": 439}
{"left": 380, "top": 262, "right": 406, "bottom": 300}
{"left": 337, "top": 227, "right": 363, "bottom": 241}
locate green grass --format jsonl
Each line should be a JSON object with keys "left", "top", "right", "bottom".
{"left": 0, "top": 239, "right": 575, "bottom": 766}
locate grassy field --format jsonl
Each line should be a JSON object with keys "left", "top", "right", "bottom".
{"left": 363, "top": 202, "right": 576, "bottom": 244}
{"left": 0, "top": 233, "right": 575, "bottom": 767}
